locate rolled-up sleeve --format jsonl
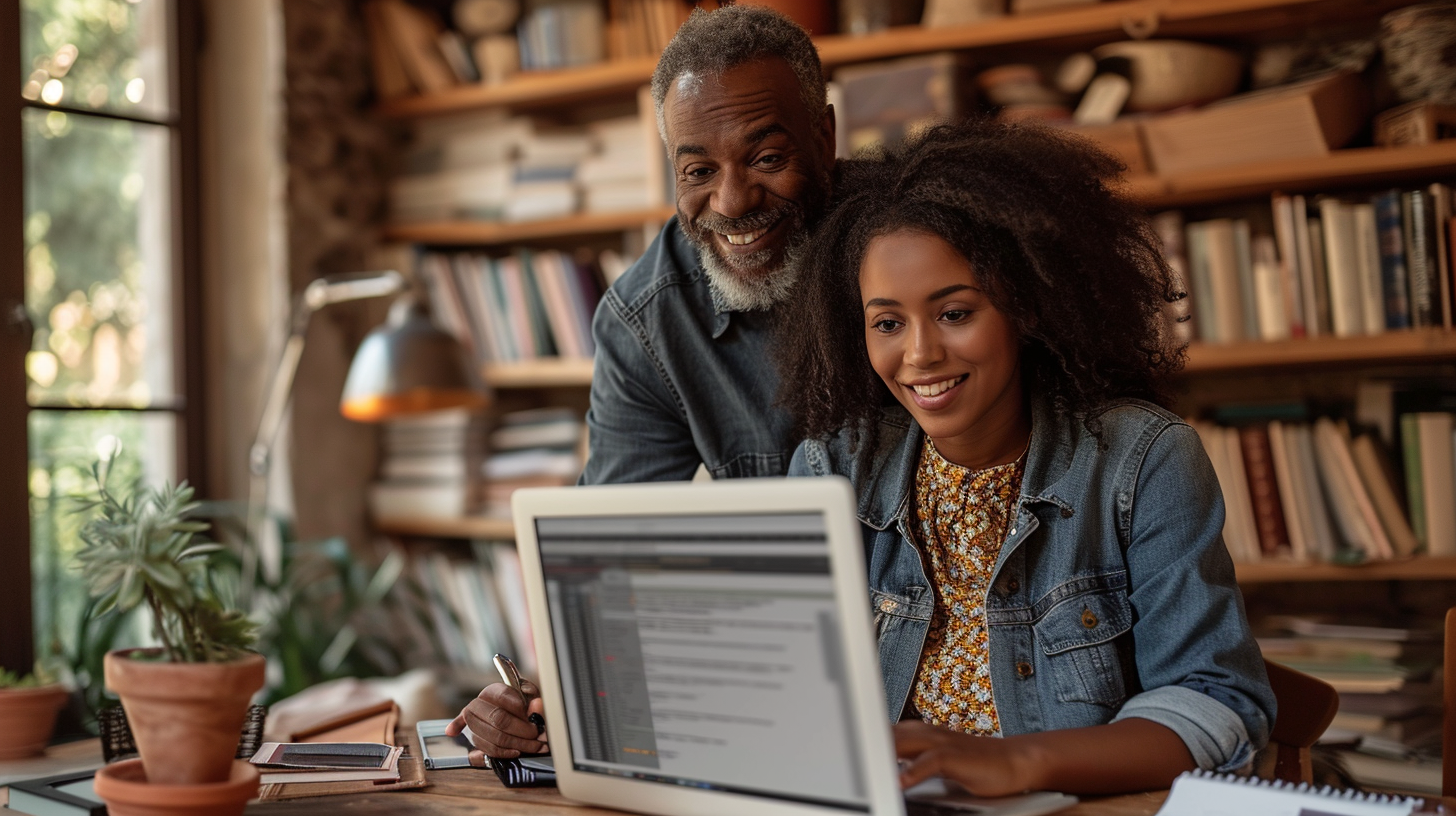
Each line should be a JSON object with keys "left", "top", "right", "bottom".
{"left": 1113, "top": 422, "right": 1275, "bottom": 772}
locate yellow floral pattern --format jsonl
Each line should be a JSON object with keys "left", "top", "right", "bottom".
{"left": 911, "top": 438, "right": 1024, "bottom": 736}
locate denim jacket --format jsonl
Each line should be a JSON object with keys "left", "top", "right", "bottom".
{"left": 581, "top": 217, "right": 797, "bottom": 484}
{"left": 788, "top": 397, "right": 1275, "bottom": 773}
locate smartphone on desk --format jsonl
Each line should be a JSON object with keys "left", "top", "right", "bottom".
{"left": 416, "top": 719, "right": 478, "bottom": 770}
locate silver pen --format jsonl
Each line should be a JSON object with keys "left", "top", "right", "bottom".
{"left": 493, "top": 653, "right": 546, "bottom": 730}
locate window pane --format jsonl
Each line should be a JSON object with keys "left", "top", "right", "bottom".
{"left": 23, "top": 109, "right": 176, "bottom": 408}
{"left": 20, "top": 0, "right": 172, "bottom": 119}
{"left": 29, "top": 410, "right": 176, "bottom": 665}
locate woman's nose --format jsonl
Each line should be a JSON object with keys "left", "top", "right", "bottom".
{"left": 905, "top": 322, "right": 944, "bottom": 367}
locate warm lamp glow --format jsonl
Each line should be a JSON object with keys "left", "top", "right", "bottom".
{"left": 341, "top": 388, "right": 487, "bottom": 422}
{"left": 340, "top": 294, "right": 489, "bottom": 423}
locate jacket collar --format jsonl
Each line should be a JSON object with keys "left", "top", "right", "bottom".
{"left": 858, "top": 395, "right": 1080, "bottom": 531}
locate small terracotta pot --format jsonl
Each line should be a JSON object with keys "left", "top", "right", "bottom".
{"left": 0, "top": 684, "right": 68, "bottom": 759}
{"left": 104, "top": 649, "right": 266, "bottom": 786}
{"left": 94, "top": 758, "right": 259, "bottom": 816}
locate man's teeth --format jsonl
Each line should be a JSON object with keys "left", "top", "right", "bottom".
{"left": 911, "top": 377, "right": 964, "bottom": 397}
{"left": 724, "top": 227, "right": 768, "bottom": 246}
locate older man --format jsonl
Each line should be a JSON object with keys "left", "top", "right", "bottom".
{"left": 447, "top": 5, "right": 837, "bottom": 759}
{"left": 579, "top": 4, "right": 836, "bottom": 484}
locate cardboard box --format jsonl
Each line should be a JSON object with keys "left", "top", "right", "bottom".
{"left": 1140, "top": 71, "right": 1370, "bottom": 175}
{"left": 1373, "top": 101, "right": 1456, "bottom": 148}
{"left": 1060, "top": 119, "right": 1150, "bottom": 176}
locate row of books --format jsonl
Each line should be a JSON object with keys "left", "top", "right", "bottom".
{"left": 392, "top": 109, "right": 666, "bottom": 223}
{"left": 410, "top": 540, "right": 538, "bottom": 677}
{"left": 420, "top": 249, "right": 604, "bottom": 365}
{"left": 1154, "top": 183, "right": 1455, "bottom": 346}
{"left": 368, "top": 410, "right": 479, "bottom": 522}
{"left": 1256, "top": 614, "right": 1443, "bottom": 795}
{"left": 1190, "top": 411, "right": 1456, "bottom": 565}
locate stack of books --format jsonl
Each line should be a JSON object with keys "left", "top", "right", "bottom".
{"left": 482, "top": 407, "right": 585, "bottom": 516}
{"left": 370, "top": 410, "right": 480, "bottom": 522}
{"left": 1257, "top": 615, "right": 1442, "bottom": 795}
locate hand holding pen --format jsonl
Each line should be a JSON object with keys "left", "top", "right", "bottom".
{"left": 444, "top": 653, "right": 549, "bottom": 766}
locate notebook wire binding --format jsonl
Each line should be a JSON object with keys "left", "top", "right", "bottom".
{"left": 1162, "top": 769, "right": 1426, "bottom": 815}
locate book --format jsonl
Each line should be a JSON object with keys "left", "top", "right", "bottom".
{"left": 1351, "top": 202, "right": 1387, "bottom": 336}
{"left": 1154, "top": 769, "right": 1422, "bottom": 815}
{"left": 373, "top": 0, "right": 458, "bottom": 93}
{"left": 1332, "top": 750, "right": 1442, "bottom": 796}
{"left": 1271, "top": 192, "right": 1307, "bottom": 337}
{"left": 1319, "top": 198, "right": 1364, "bottom": 336}
{"left": 1349, "top": 433, "right": 1420, "bottom": 558}
{"left": 250, "top": 742, "right": 404, "bottom": 785}
{"left": 1402, "top": 189, "right": 1438, "bottom": 329}
{"left": 1409, "top": 412, "right": 1456, "bottom": 556}
{"left": 1374, "top": 190, "right": 1413, "bottom": 329}
{"left": 1238, "top": 424, "right": 1290, "bottom": 555}
{"left": 1265, "top": 421, "right": 1308, "bottom": 559}
{"left": 1315, "top": 418, "right": 1394, "bottom": 559}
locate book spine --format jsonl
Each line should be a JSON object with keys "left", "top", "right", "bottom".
{"left": 1271, "top": 193, "right": 1307, "bottom": 337}
{"left": 1239, "top": 424, "right": 1290, "bottom": 555}
{"left": 1399, "top": 412, "right": 1427, "bottom": 547}
{"left": 1233, "top": 219, "right": 1259, "bottom": 341}
{"left": 1374, "top": 190, "right": 1413, "bottom": 329}
{"left": 1430, "top": 183, "right": 1452, "bottom": 328}
{"left": 1185, "top": 221, "right": 1217, "bottom": 343}
{"left": 1351, "top": 202, "right": 1387, "bottom": 336}
{"left": 1403, "top": 190, "right": 1437, "bottom": 328}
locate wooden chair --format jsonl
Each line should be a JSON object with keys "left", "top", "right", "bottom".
{"left": 1444, "top": 608, "right": 1454, "bottom": 797}
{"left": 1262, "top": 658, "right": 1340, "bottom": 784}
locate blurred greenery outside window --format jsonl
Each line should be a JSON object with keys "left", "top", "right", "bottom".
{"left": 19, "top": 0, "right": 190, "bottom": 677}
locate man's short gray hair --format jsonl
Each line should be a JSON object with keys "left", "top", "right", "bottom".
{"left": 651, "top": 5, "right": 827, "bottom": 143}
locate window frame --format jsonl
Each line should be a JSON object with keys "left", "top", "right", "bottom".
{"left": 1, "top": 0, "right": 206, "bottom": 672}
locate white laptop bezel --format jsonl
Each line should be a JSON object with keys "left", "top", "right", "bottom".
{"left": 512, "top": 477, "right": 906, "bottom": 816}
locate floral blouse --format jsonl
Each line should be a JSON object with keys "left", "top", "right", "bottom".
{"left": 910, "top": 438, "right": 1024, "bottom": 736}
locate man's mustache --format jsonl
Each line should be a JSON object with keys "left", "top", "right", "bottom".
{"left": 688, "top": 204, "right": 799, "bottom": 237}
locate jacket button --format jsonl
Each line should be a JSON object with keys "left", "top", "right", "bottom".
{"left": 879, "top": 599, "right": 896, "bottom": 613}
{"left": 1061, "top": 507, "right": 1074, "bottom": 518}
{"left": 1006, "top": 578, "right": 1020, "bottom": 593}
{"left": 1015, "top": 661, "right": 1034, "bottom": 678}
{"left": 1008, "top": 528, "right": 1017, "bottom": 537}
{"left": 1081, "top": 609, "right": 1098, "bottom": 629}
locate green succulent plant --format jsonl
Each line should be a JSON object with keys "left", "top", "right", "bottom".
{"left": 74, "top": 464, "right": 257, "bottom": 664}
{"left": 0, "top": 667, "right": 47, "bottom": 689}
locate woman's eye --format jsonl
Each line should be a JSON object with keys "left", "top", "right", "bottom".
{"left": 871, "top": 318, "right": 902, "bottom": 333}
{"left": 941, "top": 309, "right": 972, "bottom": 323}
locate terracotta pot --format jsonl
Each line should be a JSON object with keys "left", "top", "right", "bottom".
{"left": 94, "top": 758, "right": 259, "bottom": 816}
{"left": 104, "top": 649, "right": 266, "bottom": 786}
{"left": 0, "top": 684, "right": 68, "bottom": 759}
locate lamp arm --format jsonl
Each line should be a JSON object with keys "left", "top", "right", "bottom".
{"left": 242, "top": 270, "right": 406, "bottom": 602}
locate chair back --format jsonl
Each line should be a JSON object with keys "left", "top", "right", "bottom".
{"left": 1263, "top": 658, "right": 1339, "bottom": 784}
{"left": 1444, "top": 608, "right": 1454, "bottom": 797}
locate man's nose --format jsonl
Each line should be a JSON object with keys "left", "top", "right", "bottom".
{"left": 710, "top": 165, "right": 763, "bottom": 220}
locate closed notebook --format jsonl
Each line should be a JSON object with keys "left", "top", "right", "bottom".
{"left": 1155, "top": 769, "right": 1422, "bottom": 816}
{"left": 255, "top": 733, "right": 427, "bottom": 802}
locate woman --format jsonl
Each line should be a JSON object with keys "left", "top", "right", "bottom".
{"left": 778, "top": 119, "right": 1274, "bottom": 797}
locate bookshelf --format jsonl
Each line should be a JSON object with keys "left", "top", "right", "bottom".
{"left": 374, "top": 0, "right": 1411, "bottom": 119}
{"left": 370, "top": 0, "right": 1456, "bottom": 595}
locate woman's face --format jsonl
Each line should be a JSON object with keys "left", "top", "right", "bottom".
{"left": 859, "top": 229, "right": 1026, "bottom": 469}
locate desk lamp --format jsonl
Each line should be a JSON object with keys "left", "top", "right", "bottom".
{"left": 245, "top": 270, "right": 488, "bottom": 599}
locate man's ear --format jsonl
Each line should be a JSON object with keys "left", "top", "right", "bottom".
{"left": 820, "top": 103, "right": 837, "bottom": 163}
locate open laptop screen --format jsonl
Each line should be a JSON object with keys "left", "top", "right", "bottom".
{"left": 535, "top": 512, "right": 869, "bottom": 812}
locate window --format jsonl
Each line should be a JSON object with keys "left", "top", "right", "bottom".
{"left": 3, "top": 0, "right": 202, "bottom": 675}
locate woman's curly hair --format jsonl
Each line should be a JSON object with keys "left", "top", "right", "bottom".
{"left": 776, "top": 118, "right": 1186, "bottom": 446}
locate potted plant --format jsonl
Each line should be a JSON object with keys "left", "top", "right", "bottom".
{"left": 74, "top": 469, "right": 264, "bottom": 815}
{"left": 0, "top": 666, "right": 68, "bottom": 759}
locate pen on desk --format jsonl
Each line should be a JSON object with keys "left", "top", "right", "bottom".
{"left": 492, "top": 653, "right": 546, "bottom": 731}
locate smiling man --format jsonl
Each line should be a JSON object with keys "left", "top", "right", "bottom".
{"left": 578, "top": 5, "right": 837, "bottom": 484}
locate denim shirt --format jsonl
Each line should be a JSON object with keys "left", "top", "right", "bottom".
{"left": 580, "top": 217, "right": 797, "bottom": 484}
{"left": 788, "top": 397, "right": 1275, "bottom": 773}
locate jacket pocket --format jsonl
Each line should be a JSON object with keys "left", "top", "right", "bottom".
{"left": 1033, "top": 586, "right": 1132, "bottom": 707}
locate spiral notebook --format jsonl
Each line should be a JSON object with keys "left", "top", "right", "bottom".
{"left": 1156, "top": 770, "right": 1425, "bottom": 816}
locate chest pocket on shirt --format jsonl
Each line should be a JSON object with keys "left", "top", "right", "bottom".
{"left": 1033, "top": 587, "right": 1133, "bottom": 707}
{"left": 710, "top": 451, "right": 788, "bottom": 480}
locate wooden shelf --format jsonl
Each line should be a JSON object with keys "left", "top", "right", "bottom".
{"left": 1182, "top": 329, "right": 1456, "bottom": 373}
{"left": 1133, "top": 142, "right": 1456, "bottom": 209}
{"left": 375, "top": 515, "right": 516, "bottom": 539}
{"left": 1235, "top": 556, "right": 1456, "bottom": 582}
{"left": 376, "top": 0, "right": 1408, "bottom": 119}
{"left": 485, "top": 357, "right": 595, "bottom": 388}
{"left": 383, "top": 208, "right": 675, "bottom": 246}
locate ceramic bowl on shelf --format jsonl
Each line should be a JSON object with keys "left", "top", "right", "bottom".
{"left": 1091, "top": 40, "right": 1244, "bottom": 112}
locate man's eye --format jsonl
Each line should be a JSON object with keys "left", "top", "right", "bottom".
{"left": 682, "top": 166, "right": 712, "bottom": 179}
{"left": 755, "top": 154, "right": 783, "bottom": 167}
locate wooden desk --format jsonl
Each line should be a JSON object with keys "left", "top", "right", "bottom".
{"left": 245, "top": 766, "right": 1170, "bottom": 816}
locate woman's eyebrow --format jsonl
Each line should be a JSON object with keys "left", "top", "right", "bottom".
{"left": 927, "top": 284, "right": 977, "bottom": 300}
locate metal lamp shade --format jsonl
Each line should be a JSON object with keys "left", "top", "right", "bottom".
{"left": 340, "top": 295, "right": 489, "bottom": 422}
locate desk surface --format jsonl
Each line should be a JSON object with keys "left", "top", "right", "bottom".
{"left": 244, "top": 767, "right": 1172, "bottom": 816}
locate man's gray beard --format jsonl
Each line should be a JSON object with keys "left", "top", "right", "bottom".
{"left": 696, "top": 233, "right": 808, "bottom": 312}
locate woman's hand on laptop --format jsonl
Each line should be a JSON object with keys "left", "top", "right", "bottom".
{"left": 446, "top": 680, "right": 549, "bottom": 764}
{"left": 893, "top": 720, "right": 1033, "bottom": 797}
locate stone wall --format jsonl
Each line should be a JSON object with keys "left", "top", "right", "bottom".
{"left": 281, "top": 0, "right": 400, "bottom": 546}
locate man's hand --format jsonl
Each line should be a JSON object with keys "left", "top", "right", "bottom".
{"left": 894, "top": 720, "right": 1036, "bottom": 797}
{"left": 445, "top": 680, "right": 549, "bottom": 767}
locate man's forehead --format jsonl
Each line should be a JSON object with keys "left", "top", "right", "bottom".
{"left": 663, "top": 59, "right": 804, "bottom": 139}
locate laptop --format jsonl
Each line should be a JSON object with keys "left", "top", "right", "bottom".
{"left": 511, "top": 477, "right": 1077, "bottom": 816}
